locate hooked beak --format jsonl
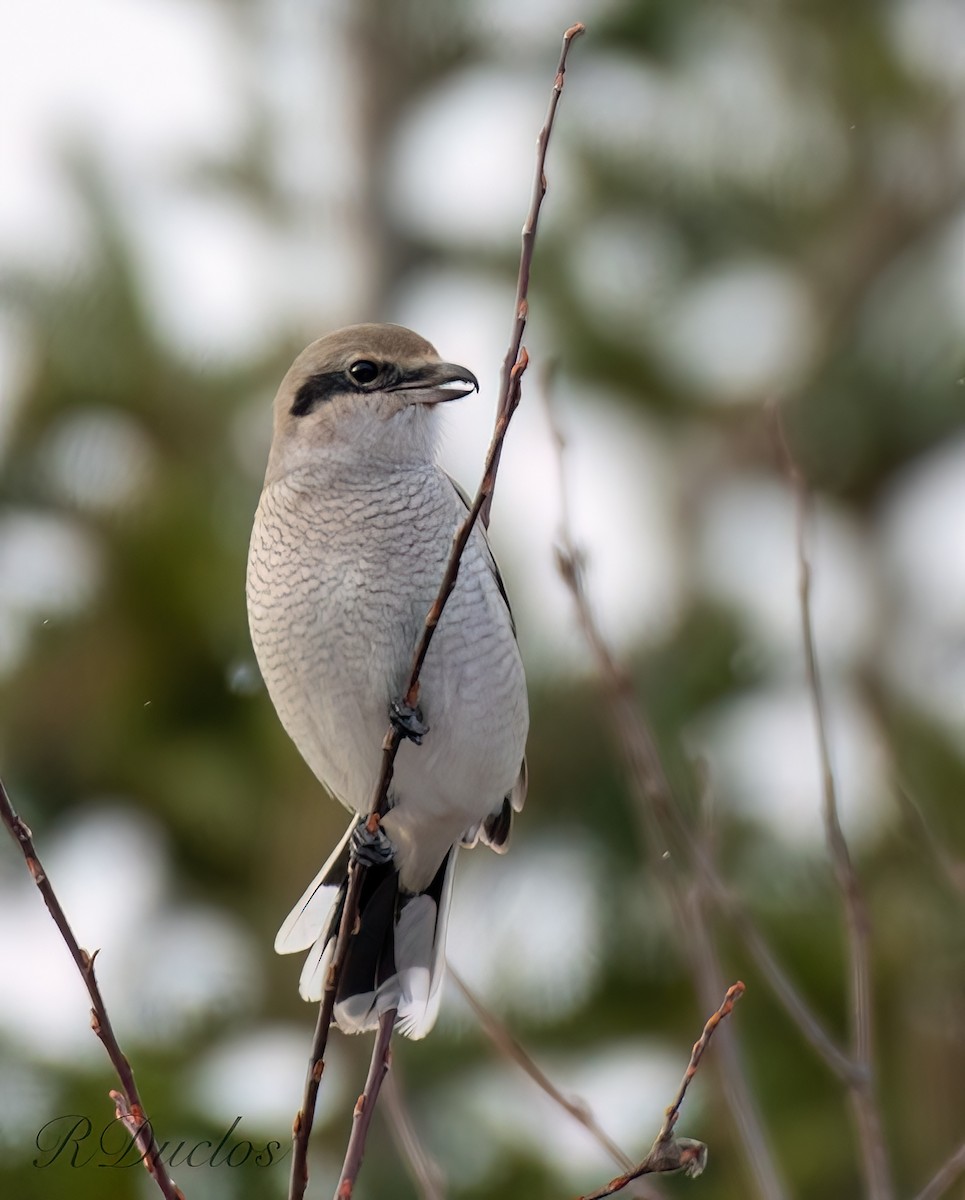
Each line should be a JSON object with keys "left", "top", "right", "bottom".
{"left": 392, "top": 361, "right": 480, "bottom": 406}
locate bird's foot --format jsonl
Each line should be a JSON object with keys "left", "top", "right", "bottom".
{"left": 350, "top": 821, "right": 395, "bottom": 868}
{"left": 389, "top": 698, "right": 429, "bottom": 745}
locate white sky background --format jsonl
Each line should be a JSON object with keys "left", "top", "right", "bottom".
{"left": 0, "top": 0, "right": 963, "bottom": 1169}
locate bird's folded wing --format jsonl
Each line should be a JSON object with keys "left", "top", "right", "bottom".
{"left": 445, "top": 473, "right": 516, "bottom": 635}
{"left": 446, "top": 473, "right": 528, "bottom": 820}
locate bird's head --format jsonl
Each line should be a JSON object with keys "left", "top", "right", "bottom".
{"left": 265, "top": 323, "right": 479, "bottom": 482}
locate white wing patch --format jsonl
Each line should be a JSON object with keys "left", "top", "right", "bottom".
{"left": 397, "top": 848, "right": 456, "bottom": 1039}
{"left": 274, "top": 816, "right": 358, "bottom": 954}
{"left": 277, "top": 826, "right": 458, "bottom": 1040}
{"left": 298, "top": 934, "right": 334, "bottom": 1001}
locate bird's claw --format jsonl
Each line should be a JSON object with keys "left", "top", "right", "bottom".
{"left": 350, "top": 822, "right": 395, "bottom": 868}
{"left": 390, "top": 698, "right": 429, "bottom": 745}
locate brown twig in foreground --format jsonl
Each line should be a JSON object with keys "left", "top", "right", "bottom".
{"left": 481, "top": 21, "right": 585, "bottom": 527}
{"left": 0, "top": 775, "right": 184, "bottom": 1200}
{"left": 774, "top": 416, "right": 894, "bottom": 1200}
{"left": 334, "top": 1007, "right": 396, "bottom": 1200}
{"left": 576, "top": 983, "right": 745, "bottom": 1199}
{"left": 449, "top": 966, "right": 663, "bottom": 1200}
{"left": 288, "top": 359, "right": 530, "bottom": 1200}
{"left": 286, "top": 335, "right": 529, "bottom": 1200}
{"left": 287, "top": 25, "right": 585, "bottom": 1200}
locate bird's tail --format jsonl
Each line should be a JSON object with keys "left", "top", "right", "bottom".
{"left": 274, "top": 817, "right": 455, "bottom": 1039}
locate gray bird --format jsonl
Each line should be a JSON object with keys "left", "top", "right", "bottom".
{"left": 247, "top": 323, "right": 529, "bottom": 1038}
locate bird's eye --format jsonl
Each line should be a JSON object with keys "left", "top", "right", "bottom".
{"left": 348, "top": 360, "right": 380, "bottom": 385}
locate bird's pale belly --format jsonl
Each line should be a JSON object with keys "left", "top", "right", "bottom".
{"left": 249, "top": 521, "right": 527, "bottom": 891}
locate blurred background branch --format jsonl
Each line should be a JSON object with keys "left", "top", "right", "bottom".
{"left": 777, "top": 416, "right": 892, "bottom": 1198}
{"left": 548, "top": 387, "right": 788, "bottom": 1200}
{"left": 382, "top": 1069, "right": 447, "bottom": 1200}
{"left": 449, "top": 965, "right": 661, "bottom": 1200}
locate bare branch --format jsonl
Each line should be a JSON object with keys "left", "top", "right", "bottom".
{"left": 773, "top": 415, "right": 894, "bottom": 1200}
{"left": 0, "top": 775, "right": 185, "bottom": 1200}
{"left": 481, "top": 21, "right": 585, "bottom": 526}
{"left": 544, "top": 381, "right": 789, "bottom": 1200}
{"left": 682, "top": 891, "right": 787, "bottom": 1200}
{"left": 289, "top": 26, "right": 585, "bottom": 1198}
{"left": 288, "top": 344, "right": 530, "bottom": 1200}
{"left": 334, "top": 1007, "right": 396, "bottom": 1200}
{"left": 576, "top": 983, "right": 745, "bottom": 1199}
{"left": 911, "top": 1141, "right": 965, "bottom": 1200}
{"left": 383, "top": 1070, "right": 448, "bottom": 1200}
{"left": 893, "top": 782, "right": 965, "bottom": 901}
{"left": 549, "top": 387, "right": 851, "bottom": 1082}
{"left": 697, "top": 868, "right": 856, "bottom": 1082}
{"left": 448, "top": 966, "right": 667, "bottom": 1199}
{"left": 289, "top": 871, "right": 362, "bottom": 1199}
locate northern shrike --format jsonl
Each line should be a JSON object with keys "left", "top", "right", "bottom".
{"left": 247, "top": 323, "right": 529, "bottom": 1038}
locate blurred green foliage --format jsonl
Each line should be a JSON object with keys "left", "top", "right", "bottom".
{"left": 1, "top": 2, "right": 964, "bottom": 1199}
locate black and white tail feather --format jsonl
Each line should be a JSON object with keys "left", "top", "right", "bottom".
{"left": 274, "top": 768, "right": 525, "bottom": 1040}
{"left": 274, "top": 817, "right": 455, "bottom": 1039}
{"left": 274, "top": 481, "right": 526, "bottom": 1039}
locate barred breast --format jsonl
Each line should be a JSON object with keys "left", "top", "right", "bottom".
{"left": 246, "top": 462, "right": 528, "bottom": 892}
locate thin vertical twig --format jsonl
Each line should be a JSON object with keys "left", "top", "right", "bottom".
{"left": 683, "top": 892, "right": 787, "bottom": 1200}
{"left": 544, "top": 384, "right": 788, "bottom": 1200}
{"left": 892, "top": 782, "right": 965, "bottom": 900}
{"left": 288, "top": 26, "right": 585, "bottom": 1199}
{"left": 544, "top": 392, "right": 851, "bottom": 1079}
{"left": 557, "top": 527, "right": 854, "bottom": 1080}
{"left": 481, "top": 22, "right": 585, "bottom": 526}
{"left": 288, "top": 361, "right": 531, "bottom": 1200}
{"left": 775, "top": 417, "right": 894, "bottom": 1200}
{"left": 0, "top": 776, "right": 185, "bottom": 1200}
{"left": 382, "top": 1070, "right": 448, "bottom": 1200}
{"left": 697, "top": 867, "right": 857, "bottom": 1082}
{"left": 333, "top": 1007, "right": 397, "bottom": 1200}
{"left": 448, "top": 966, "right": 667, "bottom": 1199}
